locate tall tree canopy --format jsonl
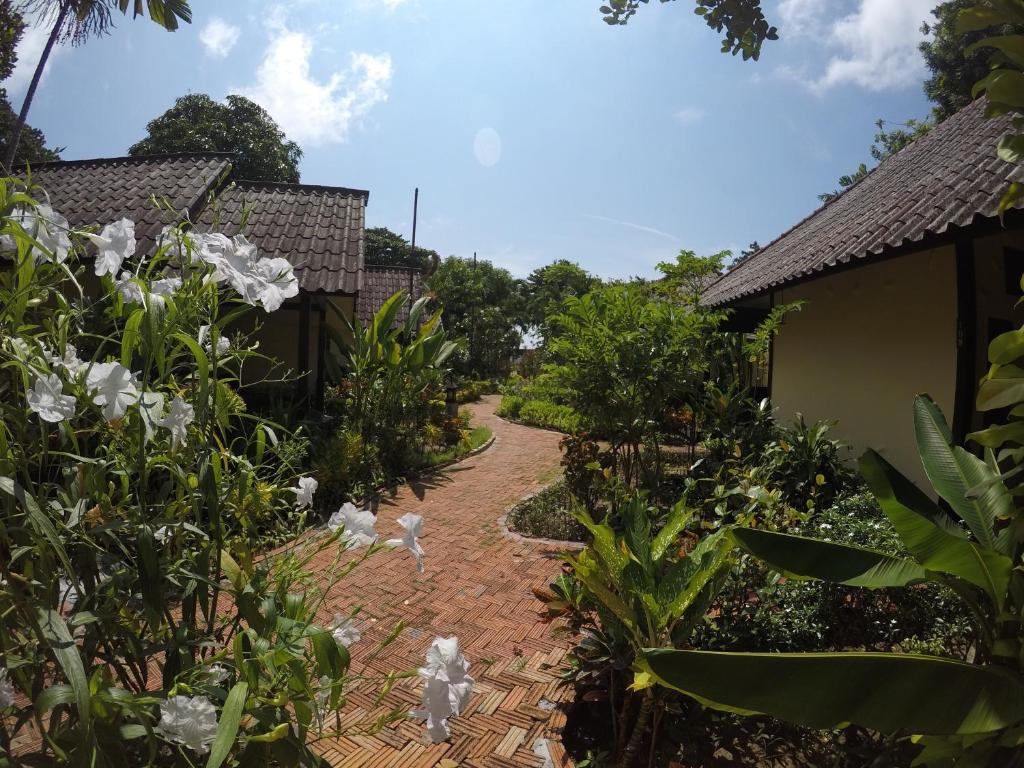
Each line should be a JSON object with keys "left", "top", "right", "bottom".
{"left": 921, "top": 0, "right": 1024, "bottom": 121}
{"left": 365, "top": 226, "right": 439, "bottom": 270}
{"left": 129, "top": 94, "right": 301, "bottom": 183}
{"left": 655, "top": 248, "right": 726, "bottom": 304}
{"left": 522, "top": 259, "right": 601, "bottom": 334}
{"left": 426, "top": 256, "right": 524, "bottom": 378}
{"left": 0, "top": 0, "right": 59, "bottom": 166}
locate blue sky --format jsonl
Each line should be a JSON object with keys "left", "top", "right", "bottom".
{"left": 10, "top": 0, "right": 937, "bottom": 280}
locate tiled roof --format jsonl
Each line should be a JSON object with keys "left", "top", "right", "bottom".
{"left": 195, "top": 181, "right": 367, "bottom": 295}
{"left": 357, "top": 265, "right": 424, "bottom": 325}
{"left": 19, "top": 154, "right": 233, "bottom": 245}
{"left": 702, "top": 99, "right": 1024, "bottom": 307}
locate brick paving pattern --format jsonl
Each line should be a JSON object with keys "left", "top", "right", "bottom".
{"left": 312, "top": 395, "right": 577, "bottom": 768}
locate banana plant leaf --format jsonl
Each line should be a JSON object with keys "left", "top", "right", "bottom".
{"left": 731, "top": 527, "right": 929, "bottom": 588}
{"left": 860, "top": 449, "right": 1012, "bottom": 609}
{"left": 913, "top": 395, "right": 1012, "bottom": 554}
{"left": 644, "top": 648, "right": 1024, "bottom": 735}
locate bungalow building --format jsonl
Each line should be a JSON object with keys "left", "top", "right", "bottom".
{"left": 702, "top": 98, "right": 1024, "bottom": 489}
{"left": 18, "top": 153, "right": 424, "bottom": 407}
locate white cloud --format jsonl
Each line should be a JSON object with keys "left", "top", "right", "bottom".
{"left": 239, "top": 18, "right": 392, "bottom": 146}
{"left": 584, "top": 214, "right": 679, "bottom": 242}
{"left": 200, "top": 18, "right": 241, "bottom": 58}
{"left": 7, "top": 20, "right": 67, "bottom": 97}
{"left": 672, "top": 106, "right": 705, "bottom": 126}
{"left": 809, "top": 0, "right": 935, "bottom": 92}
{"left": 778, "top": 0, "right": 827, "bottom": 37}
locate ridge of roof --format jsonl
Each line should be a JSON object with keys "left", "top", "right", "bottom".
{"left": 232, "top": 179, "right": 370, "bottom": 200}
{"left": 15, "top": 152, "right": 237, "bottom": 170}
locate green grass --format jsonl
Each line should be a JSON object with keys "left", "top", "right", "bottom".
{"left": 416, "top": 426, "right": 493, "bottom": 469}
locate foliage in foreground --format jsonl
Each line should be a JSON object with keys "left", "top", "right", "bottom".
{"left": 0, "top": 183, "right": 469, "bottom": 765}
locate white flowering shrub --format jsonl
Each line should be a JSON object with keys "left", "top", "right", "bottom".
{"left": 0, "top": 181, "right": 469, "bottom": 765}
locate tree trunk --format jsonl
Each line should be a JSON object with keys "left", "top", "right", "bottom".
{"left": 4, "top": 3, "right": 69, "bottom": 171}
{"left": 618, "top": 689, "right": 654, "bottom": 768}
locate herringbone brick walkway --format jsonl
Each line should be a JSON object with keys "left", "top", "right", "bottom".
{"left": 311, "top": 395, "right": 577, "bottom": 768}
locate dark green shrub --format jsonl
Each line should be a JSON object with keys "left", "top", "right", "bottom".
{"left": 496, "top": 394, "right": 525, "bottom": 419}
{"left": 519, "top": 399, "right": 586, "bottom": 433}
{"left": 695, "top": 490, "right": 974, "bottom": 657}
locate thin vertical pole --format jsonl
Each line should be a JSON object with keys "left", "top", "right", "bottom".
{"left": 410, "top": 187, "right": 419, "bottom": 264}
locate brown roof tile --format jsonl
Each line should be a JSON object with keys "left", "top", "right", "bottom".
{"left": 702, "top": 99, "right": 1024, "bottom": 306}
{"left": 18, "top": 153, "right": 233, "bottom": 245}
{"left": 196, "top": 180, "right": 367, "bottom": 295}
{"left": 356, "top": 265, "right": 424, "bottom": 325}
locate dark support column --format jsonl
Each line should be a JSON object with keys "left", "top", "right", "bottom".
{"left": 298, "top": 293, "right": 311, "bottom": 404}
{"left": 953, "top": 236, "right": 977, "bottom": 444}
{"left": 315, "top": 302, "right": 327, "bottom": 410}
{"left": 767, "top": 291, "right": 775, "bottom": 402}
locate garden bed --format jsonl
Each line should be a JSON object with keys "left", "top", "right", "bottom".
{"left": 504, "top": 479, "right": 587, "bottom": 542}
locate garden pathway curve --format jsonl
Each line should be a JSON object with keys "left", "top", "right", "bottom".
{"left": 313, "top": 395, "right": 577, "bottom": 768}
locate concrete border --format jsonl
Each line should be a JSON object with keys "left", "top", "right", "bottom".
{"left": 498, "top": 484, "right": 586, "bottom": 551}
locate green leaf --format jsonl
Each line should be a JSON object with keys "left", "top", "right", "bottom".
{"left": 651, "top": 501, "right": 693, "bottom": 563}
{"left": 36, "top": 608, "right": 91, "bottom": 730}
{"left": 989, "top": 329, "right": 1024, "bottom": 366}
{"left": 732, "top": 527, "right": 929, "bottom": 588}
{"left": 914, "top": 395, "right": 1011, "bottom": 552}
{"left": 206, "top": 680, "right": 248, "bottom": 768}
{"left": 860, "top": 450, "right": 1012, "bottom": 608}
{"left": 968, "top": 35, "right": 1024, "bottom": 69}
{"left": 958, "top": 5, "right": 1024, "bottom": 35}
{"left": 644, "top": 648, "right": 1024, "bottom": 735}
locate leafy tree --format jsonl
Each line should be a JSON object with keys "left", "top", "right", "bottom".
{"left": 818, "top": 163, "right": 868, "bottom": 204}
{"left": 870, "top": 117, "right": 933, "bottom": 162}
{"left": 0, "top": 1, "right": 59, "bottom": 165}
{"left": 600, "top": 0, "right": 777, "bottom": 60}
{"left": 921, "top": 0, "right": 1024, "bottom": 122}
{"left": 365, "top": 226, "right": 439, "bottom": 270}
{"left": 522, "top": 259, "right": 600, "bottom": 334}
{"left": 655, "top": 248, "right": 726, "bottom": 305}
{"left": 426, "top": 256, "right": 524, "bottom": 378}
{"left": 6, "top": 0, "right": 191, "bottom": 168}
{"left": 130, "top": 94, "right": 301, "bottom": 183}
{"left": 728, "top": 241, "right": 760, "bottom": 269}
{"left": 549, "top": 284, "right": 720, "bottom": 487}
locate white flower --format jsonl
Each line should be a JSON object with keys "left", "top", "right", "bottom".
{"left": 4, "top": 205, "right": 73, "bottom": 263}
{"left": 154, "top": 525, "right": 172, "bottom": 545}
{"left": 159, "top": 396, "right": 195, "bottom": 449}
{"left": 115, "top": 271, "right": 146, "bottom": 305}
{"left": 0, "top": 666, "right": 16, "bottom": 709}
{"left": 158, "top": 695, "right": 218, "bottom": 755}
{"left": 411, "top": 636, "right": 474, "bottom": 743}
{"left": 27, "top": 374, "right": 76, "bottom": 423}
{"left": 138, "top": 391, "right": 166, "bottom": 444}
{"left": 327, "top": 502, "right": 377, "bottom": 549}
{"left": 252, "top": 256, "right": 299, "bottom": 312}
{"left": 191, "top": 232, "right": 299, "bottom": 313}
{"left": 88, "top": 218, "right": 136, "bottom": 277}
{"left": 314, "top": 674, "right": 333, "bottom": 725}
{"left": 50, "top": 343, "right": 85, "bottom": 377}
{"left": 197, "top": 325, "right": 230, "bottom": 356}
{"left": 85, "top": 362, "right": 139, "bottom": 421}
{"left": 292, "top": 476, "right": 318, "bottom": 510}
{"left": 386, "top": 512, "right": 425, "bottom": 573}
{"left": 201, "top": 664, "right": 230, "bottom": 686}
{"left": 149, "top": 276, "right": 182, "bottom": 310}
{"left": 329, "top": 613, "right": 361, "bottom": 648}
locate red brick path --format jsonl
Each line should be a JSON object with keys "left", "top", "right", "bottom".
{"left": 312, "top": 395, "right": 577, "bottom": 768}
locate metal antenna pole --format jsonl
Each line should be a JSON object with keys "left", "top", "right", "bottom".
{"left": 410, "top": 187, "right": 419, "bottom": 264}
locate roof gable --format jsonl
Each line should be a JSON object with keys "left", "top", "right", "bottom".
{"left": 357, "top": 265, "right": 424, "bottom": 325}
{"left": 703, "top": 99, "right": 1024, "bottom": 306}
{"left": 195, "top": 180, "right": 368, "bottom": 295}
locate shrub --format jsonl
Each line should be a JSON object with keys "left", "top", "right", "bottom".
{"left": 519, "top": 399, "right": 586, "bottom": 433}
{"left": 496, "top": 394, "right": 524, "bottom": 419}
{"left": 506, "top": 479, "right": 587, "bottom": 541}
{"left": 455, "top": 378, "right": 498, "bottom": 403}
{"left": 695, "top": 490, "right": 974, "bottom": 657}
